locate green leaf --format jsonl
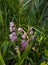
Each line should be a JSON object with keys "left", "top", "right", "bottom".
{"left": 1, "top": 41, "right": 9, "bottom": 57}
{"left": 0, "top": 8, "right": 3, "bottom": 24}
{"left": 0, "top": 50, "right": 5, "bottom": 65}
{"left": 45, "top": 48, "right": 48, "bottom": 57}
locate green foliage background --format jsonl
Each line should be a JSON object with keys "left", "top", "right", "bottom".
{"left": 0, "top": 0, "right": 48, "bottom": 65}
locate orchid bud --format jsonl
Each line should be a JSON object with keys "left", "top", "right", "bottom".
{"left": 21, "top": 35, "right": 26, "bottom": 39}
{"left": 18, "top": 27, "right": 23, "bottom": 32}
{"left": 13, "top": 27, "right": 16, "bottom": 31}
{"left": 15, "top": 46, "right": 19, "bottom": 53}
{"left": 12, "top": 36, "right": 17, "bottom": 42}
{"left": 9, "top": 32, "right": 17, "bottom": 42}
{"left": 10, "top": 22, "right": 15, "bottom": 27}
{"left": 9, "top": 27, "right": 16, "bottom": 32}
{"left": 12, "top": 32, "right": 16, "bottom": 36}
{"left": 30, "top": 27, "right": 33, "bottom": 31}
{"left": 21, "top": 40, "right": 28, "bottom": 50}
{"left": 9, "top": 34, "right": 13, "bottom": 40}
{"left": 21, "top": 40, "right": 26, "bottom": 45}
{"left": 21, "top": 32, "right": 27, "bottom": 39}
{"left": 24, "top": 32, "right": 27, "bottom": 37}
{"left": 30, "top": 31, "right": 33, "bottom": 35}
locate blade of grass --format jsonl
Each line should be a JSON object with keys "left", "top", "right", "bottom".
{"left": 0, "top": 50, "right": 5, "bottom": 65}
{"left": 0, "top": 8, "right": 3, "bottom": 24}
{"left": 34, "top": 27, "right": 44, "bottom": 35}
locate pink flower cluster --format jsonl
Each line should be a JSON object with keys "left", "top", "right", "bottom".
{"left": 9, "top": 22, "right": 17, "bottom": 42}
{"left": 9, "top": 22, "right": 34, "bottom": 51}
{"left": 20, "top": 40, "right": 28, "bottom": 50}
{"left": 9, "top": 22, "right": 16, "bottom": 32}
